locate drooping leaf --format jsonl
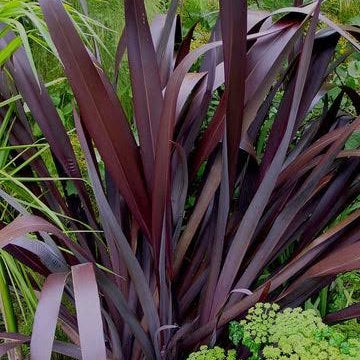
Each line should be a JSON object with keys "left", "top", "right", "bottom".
{"left": 72, "top": 263, "right": 107, "bottom": 360}
{"left": 30, "top": 272, "right": 68, "bottom": 360}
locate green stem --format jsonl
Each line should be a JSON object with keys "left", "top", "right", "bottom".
{"left": 319, "top": 286, "right": 329, "bottom": 318}
{"left": 0, "top": 257, "right": 17, "bottom": 332}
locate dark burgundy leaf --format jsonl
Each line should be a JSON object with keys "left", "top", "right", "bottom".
{"left": 124, "top": 0, "right": 163, "bottom": 189}
{"left": 39, "top": 0, "right": 151, "bottom": 237}
{"left": 325, "top": 303, "right": 360, "bottom": 324}
{"left": 220, "top": 0, "right": 247, "bottom": 190}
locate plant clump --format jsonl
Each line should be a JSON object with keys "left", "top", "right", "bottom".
{"left": 186, "top": 346, "right": 237, "bottom": 360}
{"left": 229, "top": 303, "right": 360, "bottom": 360}
{"left": 1, "top": 0, "right": 360, "bottom": 358}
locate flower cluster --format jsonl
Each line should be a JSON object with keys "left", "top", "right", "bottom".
{"left": 229, "top": 303, "right": 360, "bottom": 360}
{"left": 229, "top": 303, "right": 280, "bottom": 359}
{"left": 186, "top": 346, "right": 237, "bottom": 360}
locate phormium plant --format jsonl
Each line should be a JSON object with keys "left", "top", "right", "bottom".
{"left": 0, "top": 0, "right": 359, "bottom": 359}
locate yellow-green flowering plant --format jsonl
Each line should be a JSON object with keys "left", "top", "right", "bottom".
{"left": 229, "top": 303, "right": 360, "bottom": 360}
{"left": 186, "top": 346, "right": 237, "bottom": 360}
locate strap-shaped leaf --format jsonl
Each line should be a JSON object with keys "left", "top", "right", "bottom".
{"left": 124, "top": 0, "right": 163, "bottom": 190}
{"left": 156, "top": 0, "right": 180, "bottom": 86}
{"left": 74, "top": 111, "right": 158, "bottom": 359}
{"left": 0, "top": 215, "right": 90, "bottom": 263}
{"left": 39, "top": 0, "right": 151, "bottom": 237}
{"left": 174, "top": 154, "right": 222, "bottom": 275}
{"left": 210, "top": 1, "right": 322, "bottom": 317}
{"left": 325, "top": 303, "right": 360, "bottom": 324}
{"left": 0, "top": 333, "right": 82, "bottom": 359}
{"left": 30, "top": 272, "right": 68, "bottom": 360}
{"left": 9, "top": 46, "right": 96, "bottom": 228}
{"left": 220, "top": 0, "right": 247, "bottom": 190}
{"left": 152, "top": 41, "right": 222, "bottom": 262}
{"left": 72, "top": 263, "right": 107, "bottom": 360}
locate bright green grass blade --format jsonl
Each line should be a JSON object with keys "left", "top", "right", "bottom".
{"left": 2, "top": 251, "right": 37, "bottom": 315}
{"left": 0, "top": 170, "right": 66, "bottom": 230}
{"left": 0, "top": 36, "right": 21, "bottom": 66}
{"left": 24, "top": 5, "right": 59, "bottom": 59}
{"left": 0, "top": 104, "right": 15, "bottom": 168}
{"left": 0, "top": 257, "right": 17, "bottom": 332}
{"left": 0, "top": 103, "right": 15, "bottom": 140}
{"left": 8, "top": 18, "right": 40, "bottom": 87}
{"left": 3, "top": 144, "right": 50, "bottom": 175}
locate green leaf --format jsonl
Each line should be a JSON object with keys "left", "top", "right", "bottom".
{"left": 347, "top": 60, "right": 360, "bottom": 79}
{"left": 348, "top": 15, "right": 360, "bottom": 26}
{"left": 345, "top": 131, "right": 360, "bottom": 150}
{"left": 0, "top": 36, "right": 21, "bottom": 66}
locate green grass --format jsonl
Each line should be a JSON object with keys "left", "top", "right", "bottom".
{"left": 323, "top": 0, "right": 360, "bottom": 24}
{"left": 247, "top": 0, "right": 360, "bottom": 23}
